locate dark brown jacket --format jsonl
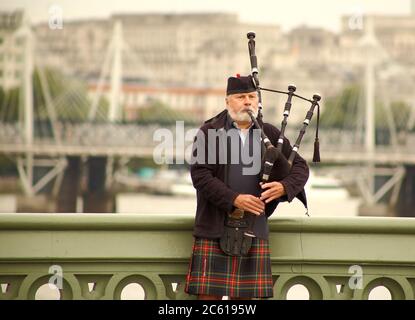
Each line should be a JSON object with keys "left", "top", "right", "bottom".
{"left": 190, "top": 109, "right": 309, "bottom": 239}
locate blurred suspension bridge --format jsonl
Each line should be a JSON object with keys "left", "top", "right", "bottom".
{"left": 1, "top": 17, "right": 415, "bottom": 216}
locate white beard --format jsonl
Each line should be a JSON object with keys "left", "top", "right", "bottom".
{"left": 228, "top": 108, "right": 258, "bottom": 122}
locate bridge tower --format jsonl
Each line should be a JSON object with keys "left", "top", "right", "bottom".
{"left": 14, "top": 15, "right": 124, "bottom": 213}
{"left": 356, "top": 16, "right": 413, "bottom": 216}
{"left": 14, "top": 12, "right": 68, "bottom": 212}
{"left": 82, "top": 19, "right": 124, "bottom": 213}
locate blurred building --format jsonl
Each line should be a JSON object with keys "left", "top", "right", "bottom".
{"left": 269, "top": 13, "right": 415, "bottom": 114}
{"left": 340, "top": 14, "right": 415, "bottom": 69}
{"left": 339, "top": 13, "right": 415, "bottom": 107}
{"left": 0, "top": 10, "right": 25, "bottom": 89}
{"left": 89, "top": 83, "right": 225, "bottom": 122}
{"left": 33, "top": 13, "right": 283, "bottom": 121}
{"left": 34, "top": 13, "right": 282, "bottom": 87}
{"left": 1, "top": 9, "right": 413, "bottom": 121}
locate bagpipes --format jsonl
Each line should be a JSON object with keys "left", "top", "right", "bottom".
{"left": 219, "top": 32, "right": 322, "bottom": 256}
{"left": 246, "top": 30, "right": 321, "bottom": 224}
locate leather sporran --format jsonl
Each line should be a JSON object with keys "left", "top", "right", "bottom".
{"left": 219, "top": 216, "right": 253, "bottom": 256}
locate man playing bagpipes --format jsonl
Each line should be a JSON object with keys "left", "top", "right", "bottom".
{"left": 185, "top": 32, "right": 320, "bottom": 300}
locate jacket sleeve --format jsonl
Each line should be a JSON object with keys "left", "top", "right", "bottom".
{"left": 190, "top": 128, "right": 239, "bottom": 213}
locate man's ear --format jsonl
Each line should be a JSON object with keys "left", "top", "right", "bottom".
{"left": 225, "top": 97, "right": 229, "bottom": 107}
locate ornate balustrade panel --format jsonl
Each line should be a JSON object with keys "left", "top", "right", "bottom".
{"left": 1, "top": 214, "right": 415, "bottom": 300}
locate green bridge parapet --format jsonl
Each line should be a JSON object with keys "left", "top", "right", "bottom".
{"left": 1, "top": 213, "right": 415, "bottom": 300}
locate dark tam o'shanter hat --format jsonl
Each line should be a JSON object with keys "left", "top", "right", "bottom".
{"left": 226, "top": 74, "right": 256, "bottom": 95}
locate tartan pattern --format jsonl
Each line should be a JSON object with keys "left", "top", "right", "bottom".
{"left": 184, "top": 237, "right": 274, "bottom": 298}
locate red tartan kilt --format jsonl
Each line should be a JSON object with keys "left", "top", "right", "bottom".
{"left": 184, "top": 237, "right": 274, "bottom": 298}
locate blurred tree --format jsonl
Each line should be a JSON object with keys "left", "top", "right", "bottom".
{"left": 320, "top": 84, "right": 412, "bottom": 131}
{"left": 136, "top": 100, "right": 198, "bottom": 125}
{"left": 0, "top": 86, "right": 20, "bottom": 122}
{"left": 320, "top": 84, "right": 361, "bottom": 129}
{"left": 0, "top": 68, "right": 109, "bottom": 123}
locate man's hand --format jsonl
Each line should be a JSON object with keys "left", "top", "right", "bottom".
{"left": 233, "top": 194, "right": 265, "bottom": 216}
{"left": 260, "top": 181, "right": 286, "bottom": 203}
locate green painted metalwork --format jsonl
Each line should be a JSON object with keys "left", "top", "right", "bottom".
{"left": 1, "top": 213, "right": 415, "bottom": 300}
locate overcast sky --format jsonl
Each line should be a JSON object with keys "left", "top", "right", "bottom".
{"left": 1, "top": 0, "right": 413, "bottom": 32}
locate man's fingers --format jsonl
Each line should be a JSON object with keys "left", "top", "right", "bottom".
{"left": 235, "top": 195, "right": 265, "bottom": 215}
{"left": 247, "top": 202, "right": 264, "bottom": 213}
{"left": 260, "top": 189, "right": 273, "bottom": 200}
{"left": 245, "top": 197, "right": 264, "bottom": 213}
{"left": 260, "top": 182, "right": 285, "bottom": 201}
{"left": 248, "top": 207, "right": 262, "bottom": 216}
{"left": 265, "top": 195, "right": 279, "bottom": 203}
{"left": 261, "top": 181, "right": 277, "bottom": 189}
{"left": 244, "top": 202, "right": 262, "bottom": 215}
{"left": 249, "top": 197, "right": 265, "bottom": 209}
{"left": 261, "top": 182, "right": 271, "bottom": 188}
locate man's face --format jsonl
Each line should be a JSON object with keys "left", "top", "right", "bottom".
{"left": 226, "top": 91, "right": 259, "bottom": 122}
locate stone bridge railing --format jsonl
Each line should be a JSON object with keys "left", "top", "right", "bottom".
{"left": 1, "top": 213, "right": 415, "bottom": 300}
